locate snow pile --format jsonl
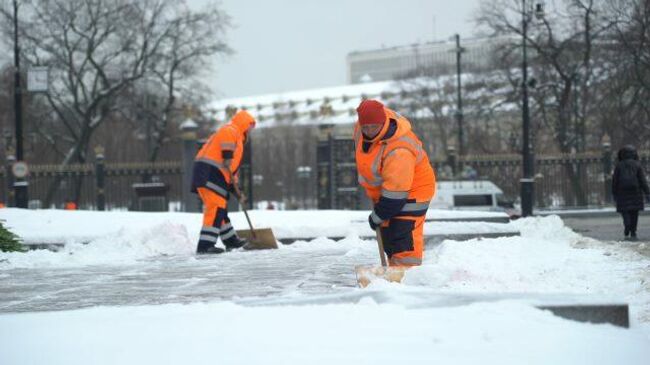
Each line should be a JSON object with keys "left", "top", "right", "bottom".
{"left": 0, "top": 208, "right": 516, "bottom": 271}
{"left": 401, "top": 215, "right": 650, "bottom": 323}
{"left": 0, "top": 222, "right": 194, "bottom": 269}
{"left": 0, "top": 208, "right": 511, "bottom": 245}
{"left": 0, "top": 209, "right": 204, "bottom": 244}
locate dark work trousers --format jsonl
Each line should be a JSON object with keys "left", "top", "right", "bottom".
{"left": 620, "top": 210, "right": 640, "bottom": 235}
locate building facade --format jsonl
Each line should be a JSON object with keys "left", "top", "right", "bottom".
{"left": 347, "top": 36, "right": 512, "bottom": 84}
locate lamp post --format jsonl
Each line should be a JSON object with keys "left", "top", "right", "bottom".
{"left": 453, "top": 34, "right": 465, "bottom": 158}
{"left": 12, "top": 0, "right": 28, "bottom": 208}
{"left": 520, "top": 1, "right": 544, "bottom": 217}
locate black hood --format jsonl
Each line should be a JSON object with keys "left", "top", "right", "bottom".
{"left": 617, "top": 145, "right": 638, "bottom": 161}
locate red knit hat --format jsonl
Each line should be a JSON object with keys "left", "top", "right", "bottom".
{"left": 356, "top": 99, "right": 386, "bottom": 125}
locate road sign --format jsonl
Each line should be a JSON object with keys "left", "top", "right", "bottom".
{"left": 27, "top": 67, "right": 49, "bottom": 92}
{"left": 11, "top": 161, "right": 29, "bottom": 178}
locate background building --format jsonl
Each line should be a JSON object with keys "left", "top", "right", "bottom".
{"left": 347, "top": 36, "right": 511, "bottom": 84}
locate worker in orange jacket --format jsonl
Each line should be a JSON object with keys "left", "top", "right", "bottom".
{"left": 355, "top": 99, "right": 436, "bottom": 266}
{"left": 191, "top": 110, "right": 256, "bottom": 254}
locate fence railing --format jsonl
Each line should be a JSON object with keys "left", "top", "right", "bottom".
{"left": 1, "top": 159, "right": 184, "bottom": 210}
{"left": 2, "top": 137, "right": 647, "bottom": 211}
{"left": 316, "top": 135, "right": 649, "bottom": 210}
{"left": 455, "top": 152, "right": 614, "bottom": 208}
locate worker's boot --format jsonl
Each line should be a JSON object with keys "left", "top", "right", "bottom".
{"left": 222, "top": 235, "right": 247, "bottom": 250}
{"left": 196, "top": 242, "right": 225, "bottom": 254}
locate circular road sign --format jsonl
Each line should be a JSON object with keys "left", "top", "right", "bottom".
{"left": 12, "top": 161, "right": 29, "bottom": 178}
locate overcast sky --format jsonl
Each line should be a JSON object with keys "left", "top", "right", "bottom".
{"left": 0, "top": 1, "right": 483, "bottom": 99}
{"left": 192, "top": 0, "right": 483, "bottom": 99}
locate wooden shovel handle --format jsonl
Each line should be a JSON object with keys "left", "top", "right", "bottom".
{"left": 231, "top": 173, "right": 257, "bottom": 240}
{"left": 375, "top": 228, "right": 387, "bottom": 267}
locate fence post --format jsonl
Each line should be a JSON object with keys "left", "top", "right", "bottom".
{"left": 180, "top": 118, "right": 199, "bottom": 212}
{"left": 447, "top": 145, "right": 457, "bottom": 177}
{"left": 602, "top": 135, "right": 612, "bottom": 204}
{"left": 94, "top": 145, "right": 106, "bottom": 211}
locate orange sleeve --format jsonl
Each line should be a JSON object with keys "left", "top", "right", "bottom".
{"left": 381, "top": 148, "right": 415, "bottom": 192}
{"left": 217, "top": 126, "right": 238, "bottom": 152}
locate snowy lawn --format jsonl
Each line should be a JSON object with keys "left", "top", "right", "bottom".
{"left": 0, "top": 209, "right": 649, "bottom": 364}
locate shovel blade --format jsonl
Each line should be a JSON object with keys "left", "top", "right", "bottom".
{"left": 236, "top": 228, "right": 278, "bottom": 250}
{"left": 354, "top": 265, "right": 407, "bottom": 288}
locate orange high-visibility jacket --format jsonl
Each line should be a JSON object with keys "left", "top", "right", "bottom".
{"left": 355, "top": 108, "right": 436, "bottom": 221}
{"left": 195, "top": 110, "right": 255, "bottom": 184}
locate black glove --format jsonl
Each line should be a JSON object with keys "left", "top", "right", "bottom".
{"left": 368, "top": 214, "right": 380, "bottom": 231}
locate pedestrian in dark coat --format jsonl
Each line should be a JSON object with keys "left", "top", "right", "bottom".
{"left": 612, "top": 145, "right": 650, "bottom": 240}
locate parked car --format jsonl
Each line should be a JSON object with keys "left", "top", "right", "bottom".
{"left": 430, "top": 180, "right": 515, "bottom": 213}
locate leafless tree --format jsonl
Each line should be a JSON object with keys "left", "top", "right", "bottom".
{"left": 393, "top": 74, "right": 457, "bottom": 157}
{"left": 476, "top": 0, "right": 614, "bottom": 152}
{"left": 598, "top": 0, "right": 650, "bottom": 149}
{"left": 475, "top": 0, "right": 616, "bottom": 205}
{"left": 0, "top": 0, "right": 231, "bottom": 204}
{"left": 394, "top": 67, "right": 518, "bottom": 163}
{"left": 123, "top": 3, "right": 232, "bottom": 163}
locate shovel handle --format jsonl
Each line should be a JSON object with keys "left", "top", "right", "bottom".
{"left": 375, "top": 228, "right": 387, "bottom": 267}
{"left": 233, "top": 182, "right": 257, "bottom": 240}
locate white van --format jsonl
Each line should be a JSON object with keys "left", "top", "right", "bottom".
{"left": 430, "top": 180, "right": 511, "bottom": 211}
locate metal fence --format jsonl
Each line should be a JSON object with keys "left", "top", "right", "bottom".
{"left": 2, "top": 136, "right": 648, "bottom": 211}
{"left": 455, "top": 153, "right": 613, "bottom": 208}
{"left": 317, "top": 134, "right": 363, "bottom": 210}
{"left": 316, "top": 135, "right": 650, "bottom": 210}
{"left": 1, "top": 123, "right": 255, "bottom": 211}
{"left": 1, "top": 160, "right": 184, "bottom": 210}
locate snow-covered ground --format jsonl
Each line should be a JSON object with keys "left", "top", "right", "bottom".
{"left": 1, "top": 209, "right": 649, "bottom": 364}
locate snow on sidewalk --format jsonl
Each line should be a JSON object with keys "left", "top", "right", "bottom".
{"left": 1, "top": 210, "right": 649, "bottom": 363}
{"left": 1, "top": 299, "right": 649, "bottom": 365}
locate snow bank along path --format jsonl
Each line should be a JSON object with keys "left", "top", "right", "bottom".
{"left": 0, "top": 208, "right": 513, "bottom": 245}
{"left": 0, "top": 210, "right": 649, "bottom": 363}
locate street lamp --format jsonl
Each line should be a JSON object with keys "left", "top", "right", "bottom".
{"left": 520, "top": 0, "right": 544, "bottom": 217}
{"left": 452, "top": 34, "right": 466, "bottom": 157}
{"left": 12, "top": 0, "right": 28, "bottom": 208}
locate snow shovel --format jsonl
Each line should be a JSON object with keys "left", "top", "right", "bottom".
{"left": 232, "top": 184, "right": 278, "bottom": 250}
{"left": 354, "top": 228, "right": 406, "bottom": 288}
